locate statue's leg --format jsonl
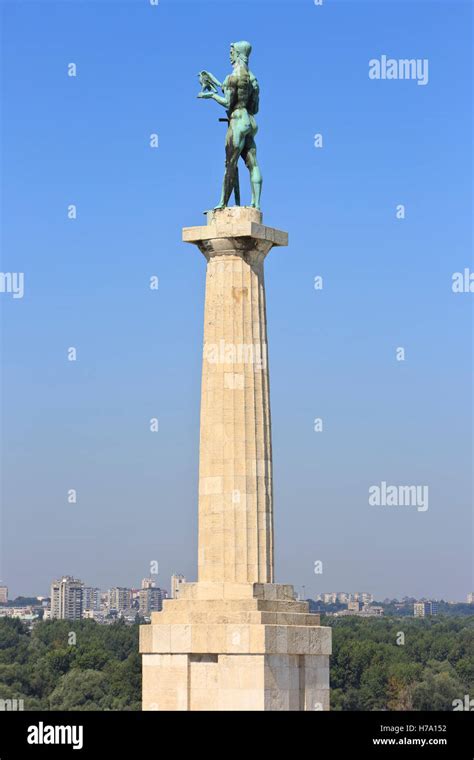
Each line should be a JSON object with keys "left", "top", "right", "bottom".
{"left": 233, "top": 166, "right": 241, "bottom": 206}
{"left": 215, "top": 123, "right": 245, "bottom": 209}
{"left": 242, "top": 136, "right": 262, "bottom": 209}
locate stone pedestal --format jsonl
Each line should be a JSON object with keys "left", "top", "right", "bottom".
{"left": 140, "top": 582, "right": 331, "bottom": 711}
{"left": 140, "top": 207, "right": 331, "bottom": 710}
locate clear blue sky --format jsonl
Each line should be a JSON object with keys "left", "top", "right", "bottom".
{"left": 1, "top": 0, "right": 472, "bottom": 601}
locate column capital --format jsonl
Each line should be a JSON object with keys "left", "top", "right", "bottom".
{"left": 182, "top": 206, "right": 288, "bottom": 259}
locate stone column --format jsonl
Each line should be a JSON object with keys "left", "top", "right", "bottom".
{"left": 140, "top": 207, "right": 332, "bottom": 711}
{"left": 183, "top": 207, "right": 287, "bottom": 585}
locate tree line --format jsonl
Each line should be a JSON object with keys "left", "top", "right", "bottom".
{"left": 328, "top": 616, "right": 473, "bottom": 710}
{"left": 0, "top": 615, "right": 472, "bottom": 710}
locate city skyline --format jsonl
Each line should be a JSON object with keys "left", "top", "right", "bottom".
{"left": 2, "top": 575, "right": 472, "bottom": 606}
{"left": 4, "top": 573, "right": 470, "bottom": 630}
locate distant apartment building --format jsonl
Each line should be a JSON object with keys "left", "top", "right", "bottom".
{"left": 0, "top": 606, "right": 38, "bottom": 623}
{"left": 414, "top": 601, "right": 438, "bottom": 618}
{"left": 318, "top": 591, "right": 373, "bottom": 605}
{"left": 108, "top": 587, "right": 132, "bottom": 612}
{"left": 141, "top": 578, "right": 155, "bottom": 590}
{"left": 139, "top": 586, "right": 163, "bottom": 615}
{"left": 321, "top": 593, "right": 337, "bottom": 604}
{"left": 414, "top": 602, "right": 428, "bottom": 617}
{"left": 360, "top": 605, "right": 384, "bottom": 617}
{"left": 171, "top": 574, "right": 186, "bottom": 599}
{"left": 83, "top": 587, "right": 101, "bottom": 612}
{"left": 83, "top": 609, "right": 104, "bottom": 622}
{"left": 120, "top": 609, "right": 139, "bottom": 624}
{"left": 50, "top": 576, "right": 83, "bottom": 620}
{"left": 0, "top": 584, "right": 8, "bottom": 605}
{"left": 352, "top": 592, "right": 374, "bottom": 604}
{"left": 467, "top": 593, "right": 474, "bottom": 604}
{"left": 335, "top": 604, "right": 383, "bottom": 618}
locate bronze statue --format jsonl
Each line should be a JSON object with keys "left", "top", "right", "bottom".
{"left": 198, "top": 41, "right": 262, "bottom": 210}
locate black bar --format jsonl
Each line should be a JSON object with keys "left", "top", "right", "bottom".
{"left": 0, "top": 710, "right": 472, "bottom": 757}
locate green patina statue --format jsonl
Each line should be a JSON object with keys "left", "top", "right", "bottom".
{"left": 198, "top": 41, "right": 262, "bottom": 210}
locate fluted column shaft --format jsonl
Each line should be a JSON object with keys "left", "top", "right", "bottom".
{"left": 183, "top": 207, "right": 288, "bottom": 585}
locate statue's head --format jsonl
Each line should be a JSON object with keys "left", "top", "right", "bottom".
{"left": 230, "top": 41, "right": 252, "bottom": 66}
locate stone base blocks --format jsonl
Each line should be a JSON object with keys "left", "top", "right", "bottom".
{"left": 140, "top": 582, "right": 331, "bottom": 711}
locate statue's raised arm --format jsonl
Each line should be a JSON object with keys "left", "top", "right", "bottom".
{"left": 197, "top": 41, "right": 263, "bottom": 210}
